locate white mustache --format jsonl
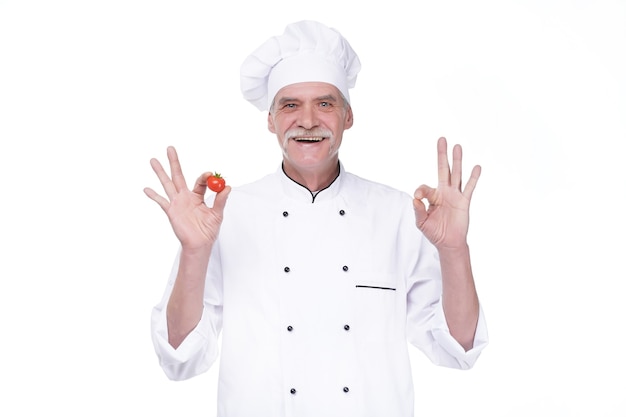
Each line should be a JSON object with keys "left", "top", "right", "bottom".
{"left": 285, "top": 129, "right": 333, "bottom": 140}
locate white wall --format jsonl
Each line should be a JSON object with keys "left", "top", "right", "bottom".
{"left": 1, "top": 1, "right": 624, "bottom": 415}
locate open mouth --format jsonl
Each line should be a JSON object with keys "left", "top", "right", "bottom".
{"left": 293, "top": 137, "right": 326, "bottom": 143}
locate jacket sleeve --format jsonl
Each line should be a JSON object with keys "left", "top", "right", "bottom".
{"left": 403, "top": 207, "right": 488, "bottom": 370}
{"left": 150, "top": 244, "right": 224, "bottom": 381}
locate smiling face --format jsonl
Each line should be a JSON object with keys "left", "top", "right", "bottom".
{"left": 268, "top": 82, "right": 353, "bottom": 183}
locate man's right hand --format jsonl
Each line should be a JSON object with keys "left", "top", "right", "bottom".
{"left": 144, "top": 146, "right": 231, "bottom": 251}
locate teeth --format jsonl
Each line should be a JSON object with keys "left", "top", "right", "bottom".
{"left": 295, "top": 137, "right": 323, "bottom": 142}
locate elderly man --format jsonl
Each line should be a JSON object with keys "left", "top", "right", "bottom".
{"left": 145, "top": 20, "right": 488, "bottom": 417}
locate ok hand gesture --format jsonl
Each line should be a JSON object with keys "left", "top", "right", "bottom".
{"left": 144, "top": 146, "right": 231, "bottom": 251}
{"left": 413, "top": 137, "right": 481, "bottom": 251}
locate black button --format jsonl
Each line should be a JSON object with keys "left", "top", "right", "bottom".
{"left": 342, "top": 265, "right": 349, "bottom": 272}
{"left": 339, "top": 209, "right": 345, "bottom": 216}
{"left": 284, "top": 267, "right": 290, "bottom": 273}
{"left": 344, "top": 324, "right": 350, "bottom": 331}
{"left": 287, "top": 325, "right": 293, "bottom": 332}
{"left": 290, "top": 388, "right": 297, "bottom": 395}
{"left": 343, "top": 387, "right": 350, "bottom": 393}
{"left": 283, "top": 211, "right": 289, "bottom": 217}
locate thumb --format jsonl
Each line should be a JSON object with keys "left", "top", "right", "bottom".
{"left": 413, "top": 184, "right": 434, "bottom": 228}
{"left": 212, "top": 186, "right": 231, "bottom": 215}
{"left": 413, "top": 197, "right": 427, "bottom": 228}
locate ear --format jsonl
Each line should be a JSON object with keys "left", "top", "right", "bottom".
{"left": 344, "top": 106, "right": 354, "bottom": 130}
{"left": 267, "top": 112, "right": 276, "bottom": 134}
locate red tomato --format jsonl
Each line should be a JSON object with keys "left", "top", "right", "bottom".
{"left": 206, "top": 173, "right": 226, "bottom": 193}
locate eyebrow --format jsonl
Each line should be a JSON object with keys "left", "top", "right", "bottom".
{"left": 277, "top": 94, "right": 338, "bottom": 106}
{"left": 277, "top": 97, "right": 298, "bottom": 106}
{"left": 315, "top": 94, "right": 338, "bottom": 102}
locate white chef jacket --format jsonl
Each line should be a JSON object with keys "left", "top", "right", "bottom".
{"left": 151, "top": 164, "right": 488, "bottom": 417}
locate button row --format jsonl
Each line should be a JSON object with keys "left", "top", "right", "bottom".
{"left": 289, "top": 387, "right": 349, "bottom": 395}
{"left": 282, "top": 209, "right": 346, "bottom": 217}
{"left": 283, "top": 265, "right": 349, "bottom": 273}
{"left": 286, "top": 324, "right": 350, "bottom": 332}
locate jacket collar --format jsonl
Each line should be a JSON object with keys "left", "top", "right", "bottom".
{"left": 279, "top": 162, "right": 343, "bottom": 203}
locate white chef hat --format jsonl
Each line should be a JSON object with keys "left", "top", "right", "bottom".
{"left": 240, "top": 20, "right": 361, "bottom": 111}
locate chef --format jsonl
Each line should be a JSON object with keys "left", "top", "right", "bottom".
{"left": 146, "top": 20, "right": 488, "bottom": 417}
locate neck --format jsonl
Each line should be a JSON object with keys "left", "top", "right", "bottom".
{"left": 282, "top": 160, "right": 340, "bottom": 192}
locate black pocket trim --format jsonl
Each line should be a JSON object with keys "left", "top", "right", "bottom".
{"left": 355, "top": 285, "right": 396, "bottom": 291}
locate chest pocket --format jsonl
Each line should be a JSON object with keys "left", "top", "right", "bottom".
{"left": 353, "top": 275, "right": 400, "bottom": 343}
{"left": 355, "top": 280, "right": 396, "bottom": 292}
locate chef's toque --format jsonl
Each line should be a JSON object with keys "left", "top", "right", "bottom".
{"left": 240, "top": 20, "right": 361, "bottom": 111}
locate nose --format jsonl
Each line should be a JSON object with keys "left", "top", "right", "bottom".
{"left": 297, "top": 103, "right": 319, "bottom": 130}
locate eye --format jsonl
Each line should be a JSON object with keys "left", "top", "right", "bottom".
{"left": 318, "top": 101, "right": 335, "bottom": 111}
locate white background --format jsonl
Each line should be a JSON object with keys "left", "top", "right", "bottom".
{"left": 1, "top": 0, "right": 625, "bottom": 415}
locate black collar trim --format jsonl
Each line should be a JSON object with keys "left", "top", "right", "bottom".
{"left": 281, "top": 161, "right": 341, "bottom": 203}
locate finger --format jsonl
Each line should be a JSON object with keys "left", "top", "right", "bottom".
{"left": 463, "top": 165, "right": 482, "bottom": 200}
{"left": 211, "top": 186, "right": 232, "bottom": 215}
{"left": 191, "top": 172, "right": 211, "bottom": 196}
{"left": 150, "top": 157, "right": 177, "bottom": 200}
{"left": 414, "top": 184, "right": 436, "bottom": 203}
{"left": 437, "top": 137, "right": 451, "bottom": 186}
{"left": 143, "top": 187, "right": 170, "bottom": 212}
{"left": 167, "top": 146, "right": 189, "bottom": 191}
{"left": 450, "top": 144, "right": 463, "bottom": 191}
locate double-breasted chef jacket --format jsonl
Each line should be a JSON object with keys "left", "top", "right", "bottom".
{"left": 151, "top": 163, "right": 488, "bottom": 417}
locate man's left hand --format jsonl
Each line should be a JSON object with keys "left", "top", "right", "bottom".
{"left": 413, "top": 137, "right": 481, "bottom": 251}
